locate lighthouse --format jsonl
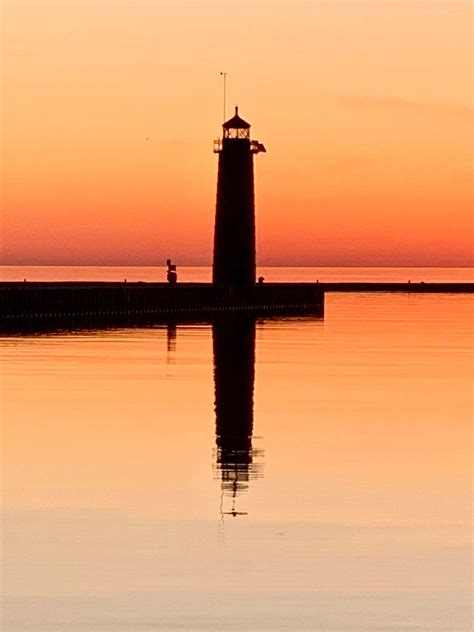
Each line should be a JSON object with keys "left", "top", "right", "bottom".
{"left": 213, "top": 107, "right": 266, "bottom": 286}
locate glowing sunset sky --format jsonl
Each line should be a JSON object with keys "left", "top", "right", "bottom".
{"left": 1, "top": 1, "right": 472, "bottom": 266}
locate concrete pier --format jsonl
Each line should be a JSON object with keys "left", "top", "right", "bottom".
{"left": 319, "top": 282, "right": 473, "bottom": 293}
{"left": 0, "top": 282, "right": 324, "bottom": 332}
{"left": 1, "top": 281, "right": 472, "bottom": 333}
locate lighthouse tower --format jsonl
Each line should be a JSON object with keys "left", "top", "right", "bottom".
{"left": 213, "top": 107, "right": 266, "bottom": 286}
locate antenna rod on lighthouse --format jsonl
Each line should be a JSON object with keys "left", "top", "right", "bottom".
{"left": 220, "top": 72, "right": 227, "bottom": 122}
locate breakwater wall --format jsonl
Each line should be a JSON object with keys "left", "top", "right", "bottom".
{"left": 320, "top": 282, "right": 473, "bottom": 293}
{"left": 0, "top": 282, "right": 324, "bottom": 332}
{"left": 1, "top": 281, "right": 471, "bottom": 334}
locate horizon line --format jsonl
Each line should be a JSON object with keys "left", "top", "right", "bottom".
{"left": 0, "top": 264, "right": 472, "bottom": 269}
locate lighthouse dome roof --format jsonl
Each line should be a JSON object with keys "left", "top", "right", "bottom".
{"left": 223, "top": 106, "right": 251, "bottom": 129}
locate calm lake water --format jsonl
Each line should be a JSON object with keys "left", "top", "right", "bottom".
{"left": 1, "top": 268, "right": 472, "bottom": 631}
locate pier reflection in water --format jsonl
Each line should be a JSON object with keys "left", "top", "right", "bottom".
{"left": 212, "top": 317, "right": 263, "bottom": 517}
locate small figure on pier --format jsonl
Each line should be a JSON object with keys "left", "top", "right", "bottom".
{"left": 258, "top": 276, "right": 265, "bottom": 284}
{"left": 166, "top": 259, "right": 177, "bottom": 284}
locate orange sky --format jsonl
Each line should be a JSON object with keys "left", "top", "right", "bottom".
{"left": 1, "top": 1, "right": 472, "bottom": 266}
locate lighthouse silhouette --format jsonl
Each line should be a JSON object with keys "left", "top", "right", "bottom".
{"left": 213, "top": 107, "right": 266, "bottom": 285}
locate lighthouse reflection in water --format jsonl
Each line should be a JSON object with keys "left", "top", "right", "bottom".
{"left": 212, "top": 317, "right": 263, "bottom": 517}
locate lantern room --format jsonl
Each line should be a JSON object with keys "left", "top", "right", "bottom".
{"left": 223, "top": 106, "right": 251, "bottom": 139}
{"left": 214, "top": 106, "right": 266, "bottom": 154}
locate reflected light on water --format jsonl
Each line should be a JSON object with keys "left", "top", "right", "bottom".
{"left": 213, "top": 317, "right": 264, "bottom": 518}
{"left": 1, "top": 293, "right": 472, "bottom": 631}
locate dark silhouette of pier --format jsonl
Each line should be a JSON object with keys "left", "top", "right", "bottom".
{"left": 0, "top": 281, "right": 324, "bottom": 333}
{"left": 1, "top": 280, "right": 472, "bottom": 333}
